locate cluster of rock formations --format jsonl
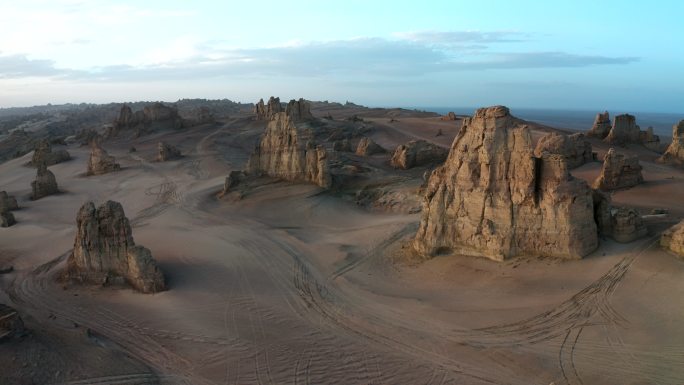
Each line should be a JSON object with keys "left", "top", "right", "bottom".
{"left": 64, "top": 201, "right": 165, "bottom": 293}
{"left": 0, "top": 304, "right": 24, "bottom": 341}
{"left": 30, "top": 162, "right": 58, "bottom": 200}
{"left": 593, "top": 148, "right": 643, "bottom": 190}
{"left": 87, "top": 141, "right": 120, "bottom": 176}
{"left": 588, "top": 111, "right": 661, "bottom": 150}
{"left": 390, "top": 140, "right": 448, "bottom": 170}
{"left": 534, "top": 132, "right": 593, "bottom": 169}
{"left": 658, "top": 120, "right": 684, "bottom": 165}
{"left": 355, "top": 137, "right": 386, "bottom": 156}
{"left": 440, "top": 112, "right": 457, "bottom": 121}
{"left": 156, "top": 142, "right": 182, "bottom": 162}
{"left": 0, "top": 191, "right": 18, "bottom": 227}
{"left": 30, "top": 139, "right": 70, "bottom": 167}
{"left": 246, "top": 98, "right": 331, "bottom": 188}
{"left": 413, "top": 106, "right": 599, "bottom": 261}
{"left": 109, "top": 103, "right": 183, "bottom": 137}
{"left": 333, "top": 139, "right": 352, "bottom": 152}
{"left": 254, "top": 97, "right": 283, "bottom": 121}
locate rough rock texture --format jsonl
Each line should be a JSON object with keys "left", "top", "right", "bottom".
{"left": 413, "top": 106, "right": 598, "bottom": 261}
{"left": 605, "top": 114, "right": 640, "bottom": 145}
{"left": 355, "top": 137, "right": 386, "bottom": 156}
{"left": 111, "top": 103, "right": 182, "bottom": 137}
{"left": 333, "top": 139, "right": 352, "bottom": 152}
{"left": 534, "top": 132, "right": 593, "bottom": 169}
{"left": 593, "top": 148, "right": 643, "bottom": 190}
{"left": 64, "top": 201, "right": 165, "bottom": 293}
{"left": 0, "top": 191, "right": 18, "bottom": 212}
{"left": 390, "top": 140, "right": 448, "bottom": 169}
{"left": 659, "top": 120, "right": 684, "bottom": 164}
{"left": 609, "top": 207, "right": 647, "bottom": 243}
{"left": 246, "top": 102, "right": 331, "bottom": 188}
{"left": 156, "top": 142, "right": 182, "bottom": 162}
{"left": 661, "top": 220, "right": 684, "bottom": 258}
{"left": 639, "top": 126, "right": 662, "bottom": 152}
{"left": 0, "top": 304, "right": 24, "bottom": 340}
{"left": 441, "top": 112, "right": 457, "bottom": 121}
{"left": 30, "top": 139, "right": 70, "bottom": 167}
{"left": 30, "top": 162, "right": 58, "bottom": 200}
{"left": 182, "top": 106, "right": 214, "bottom": 126}
{"left": 0, "top": 211, "right": 15, "bottom": 227}
{"left": 222, "top": 170, "right": 245, "bottom": 195}
{"left": 587, "top": 111, "right": 612, "bottom": 139}
{"left": 255, "top": 97, "right": 283, "bottom": 121}
{"left": 87, "top": 142, "right": 120, "bottom": 176}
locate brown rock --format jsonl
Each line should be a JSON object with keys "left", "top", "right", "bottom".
{"left": 64, "top": 201, "right": 165, "bottom": 293}
{"left": 255, "top": 97, "right": 283, "bottom": 121}
{"left": 87, "top": 141, "right": 120, "bottom": 176}
{"left": 355, "top": 137, "right": 386, "bottom": 156}
{"left": 661, "top": 220, "right": 684, "bottom": 258}
{"left": 111, "top": 103, "right": 182, "bottom": 137}
{"left": 30, "top": 162, "right": 58, "bottom": 200}
{"left": 534, "top": 132, "right": 593, "bottom": 169}
{"left": 587, "top": 111, "right": 612, "bottom": 139}
{"left": 658, "top": 120, "right": 684, "bottom": 164}
{"left": 285, "top": 98, "right": 314, "bottom": 122}
{"left": 222, "top": 170, "right": 245, "bottom": 195}
{"left": 0, "top": 211, "right": 15, "bottom": 227}
{"left": 156, "top": 142, "right": 182, "bottom": 162}
{"left": 609, "top": 207, "right": 647, "bottom": 243}
{"left": 440, "top": 112, "right": 457, "bottom": 121}
{"left": 593, "top": 148, "right": 643, "bottom": 190}
{"left": 0, "top": 191, "right": 18, "bottom": 212}
{"left": 30, "top": 139, "right": 70, "bottom": 167}
{"left": 0, "top": 304, "right": 24, "bottom": 340}
{"left": 639, "top": 126, "right": 661, "bottom": 152}
{"left": 413, "top": 106, "right": 599, "bottom": 261}
{"left": 390, "top": 140, "right": 448, "bottom": 169}
{"left": 605, "top": 114, "right": 640, "bottom": 145}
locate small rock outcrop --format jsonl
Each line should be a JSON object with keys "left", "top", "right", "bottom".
{"left": 255, "top": 97, "right": 283, "bottom": 121}
{"left": 639, "top": 126, "right": 662, "bottom": 152}
{"left": 87, "top": 142, "right": 120, "bottom": 176}
{"left": 0, "top": 211, "right": 15, "bottom": 227}
{"left": 413, "top": 106, "right": 599, "bottom": 261}
{"left": 390, "top": 140, "right": 448, "bottom": 170}
{"left": 605, "top": 114, "right": 640, "bottom": 145}
{"left": 355, "top": 137, "right": 386, "bottom": 156}
{"left": 0, "top": 304, "right": 24, "bottom": 340}
{"left": 441, "top": 112, "right": 457, "bottom": 121}
{"left": 593, "top": 148, "right": 643, "bottom": 190}
{"left": 333, "top": 139, "right": 352, "bottom": 152}
{"left": 658, "top": 120, "right": 684, "bottom": 165}
{"left": 222, "top": 170, "right": 246, "bottom": 195}
{"left": 0, "top": 191, "right": 18, "bottom": 212}
{"left": 609, "top": 207, "right": 647, "bottom": 243}
{"left": 30, "top": 162, "right": 58, "bottom": 200}
{"left": 30, "top": 139, "right": 70, "bottom": 167}
{"left": 156, "top": 142, "right": 182, "bottom": 162}
{"left": 661, "top": 220, "right": 684, "bottom": 258}
{"left": 587, "top": 111, "right": 612, "bottom": 138}
{"left": 534, "top": 132, "right": 593, "bottom": 169}
{"left": 64, "top": 201, "right": 165, "bottom": 293}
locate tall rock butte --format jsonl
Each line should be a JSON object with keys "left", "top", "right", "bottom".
{"left": 413, "top": 106, "right": 599, "bottom": 261}
{"left": 31, "top": 162, "right": 59, "bottom": 200}
{"left": 87, "top": 141, "right": 120, "bottom": 176}
{"left": 658, "top": 120, "right": 684, "bottom": 164}
{"left": 593, "top": 148, "right": 643, "bottom": 190}
{"left": 605, "top": 114, "right": 640, "bottom": 144}
{"left": 254, "top": 97, "right": 283, "bottom": 121}
{"left": 587, "top": 111, "right": 612, "bottom": 138}
{"left": 64, "top": 201, "right": 165, "bottom": 293}
{"left": 534, "top": 132, "right": 593, "bottom": 169}
{"left": 246, "top": 98, "right": 331, "bottom": 188}
{"left": 30, "top": 139, "right": 70, "bottom": 167}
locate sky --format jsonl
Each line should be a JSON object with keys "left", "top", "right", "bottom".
{"left": 0, "top": 0, "right": 682, "bottom": 112}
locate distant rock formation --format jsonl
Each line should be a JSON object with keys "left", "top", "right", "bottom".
{"left": 605, "top": 114, "right": 640, "bottom": 144}
{"left": 534, "top": 132, "right": 593, "bottom": 169}
{"left": 182, "top": 106, "right": 214, "bottom": 126}
{"left": 254, "top": 97, "right": 283, "bottom": 121}
{"left": 156, "top": 142, "right": 182, "bottom": 162}
{"left": 87, "top": 141, "right": 120, "bottom": 176}
{"left": 110, "top": 103, "right": 182, "bottom": 137}
{"left": 355, "top": 137, "right": 386, "bottom": 156}
{"left": 658, "top": 120, "right": 684, "bottom": 165}
{"left": 246, "top": 99, "right": 331, "bottom": 188}
{"left": 0, "top": 304, "right": 24, "bottom": 340}
{"left": 30, "top": 162, "right": 58, "bottom": 200}
{"left": 587, "top": 111, "right": 612, "bottom": 138}
{"left": 639, "top": 126, "right": 662, "bottom": 152}
{"left": 593, "top": 148, "right": 643, "bottom": 190}
{"left": 0, "top": 191, "right": 18, "bottom": 212}
{"left": 661, "top": 220, "right": 684, "bottom": 258}
{"left": 333, "top": 139, "right": 352, "bottom": 152}
{"left": 440, "top": 112, "right": 457, "bottom": 121}
{"left": 390, "top": 140, "right": 448, "bottom": 169}
{"left": 64, "top": 201, "right": 165, "bottom": 293}
{"left": 413, "top": 106, "right": 599, "bottom": 261}
{"left": 30, "top": 139, "right": 70, "bottom": 167}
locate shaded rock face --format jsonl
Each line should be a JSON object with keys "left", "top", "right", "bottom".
{"left": 390, "top": 140, "right": 448, "bottom": 170}
{"left": 0, "top": 304, "right": 24, "bottom": 340}
{"left": 588, "top": 111, "right": 612, "bottom": 138}
{"left": 222, "top": 170, "right": 245, "bottom": 195}
{"left": 413, "top": 106, "right": 599, "bottom": 261}
{"left": 30, "top": 139, "right": 70, "bottom": 167}
{"left": 441, "top": 112, "right": 457, "bottom": 121}
{"left": 156, "top": 142, "right": 182, "bottom": 162}
{"left": 0, "top": 191, "right": 18, "bottom": 212}
{"left": 609, "top": 207, "right": 647, "bottom": 243}
{"left": 355, "top": 137, "right": 385, "bottom": 156}
{"left": 246, "top": 102, "right": 331, "bottom": 188}
{"left": 65, "top": 201, "right": 165, "bottom": 293}
{"left": 31, "top": 162, "right": 58, "bottom": 200}
{"left": 255, "top": 97, "right": 283, "bottom": 121}
{"left": 659, "top": 120, "right": 684, "bottom": 164}
{"left": 112, "top": 103, "right": 182, "bottom": 137}
{"left": 534, "top": 132, "right": 593, "bottom": 169}
{"left": 639, "top": 126, "right": 661, "bottom": 152}
{"left": 0, "top": 211, "right": 15, "bottom": 227}
{"left": 605, "top": 114, "right": 640, "bottom": 144}
{"left": 661, "top": 220, "right": 684, "bottom": 258}
{"left": 593, "top": 148, "right": 643, "bottom": 190}
{"left": 333, "top": 139, "right": 352, "bottom": 152}
{"left": 87, "top": 142, "right": 120, "bottom": 176}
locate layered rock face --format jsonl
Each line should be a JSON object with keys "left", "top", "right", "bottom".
{"left": 255, "top": 97, "right": 283, "bottom": 121}
{"left": 246, "top": 100, "right": 331, "bottom": 188}
{"left": 661, "top": 220, "right": 684, "bottom": 258}
{"left": 156, "top": 142, "right": 182, "bottom": 162}
{"left": 639, "top": 126, "right": 661, "bottom": 152}
{"left": 658, "top": 120, "right": 684, "bottom": 164}
{"left": 0, "top": 191, "right": 18, "bottom": 212}
{"left": 87, "top": 142, "right": 120, "bottom": 176}
{"left": 64, "top": 201, "right": 165, "bottom": 293}
{"left": 534, "top": 132, "right": 593, "bottom": 169}
{"left": 30, "top": 139, "right": 70, "bottom": 167}
{"left": 593, "top": 148, "right": 643, "bottom": 190}
{"left": 30, "top": 162, "right": 58, "bottom": 200}
{"left": 588, "top": 111, "right": 612, "bottom": 138}
{"left": 390, "top": 140, "right": 448, "bottom": 170}
{"left": 355, "top": 137, "right": 386, "bottom": 156}
{"left": 609, "top": 207, "right": 647, "bottom": 243}
{"left": 0, "top": 304, "right": 24, "bottom": 340}
{"left": 413, "top": 106, "right": 599, "bottom": 261}
{"left": 605, "top": 114, "right": 640, "bottom": 144}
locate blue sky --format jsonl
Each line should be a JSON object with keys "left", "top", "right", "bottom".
{"left": 0, "top": 0, "right": 682, "bottom": 112}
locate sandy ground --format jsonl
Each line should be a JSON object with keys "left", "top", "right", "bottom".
{"left": 1, "top": 110, "right": 683, "bottom": 385}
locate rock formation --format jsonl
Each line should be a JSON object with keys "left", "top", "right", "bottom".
{"left": 255, "top": 97, "right": 283, "bottom": 121}
{"left": 605, "top": 114, "right": 640, "bottom": 145}
{"left": 0, "top": 191, "right": 18, "bottom": 212}
{"left": 0, "top": 210, "right": 15, "bottom": 227}
{"left": 111, "top": 103, "right": 183, "bottom": 137}
{"left": 156, "top": 142, "right": 182, "bottom": 162}
{"left": 222, "top": 170, "right": 246, "bottom": 195}
{"left": 587, "top": 111, "right": 612, "bottom": 138}
{"left": 246, "top": 100, "right": 331, "bottom": 188}
{"left": 534, "top": 132, "right": 593, "bottom": 169}
{"left": 390, "top": 140, "right": 448, "bottom": 169}
{"left": 593, "top": 148, "right": 643, "bottom": 190}
{"left": 30, "top": 162, "right": 58, "bottom": 200}
{"left": 639, "top": 126, "right": 662, "bottom": 152}
{"left": 658, "top": 120, "right": 684, "bottom": 165}
{"left": 64, "top": 201, "right": 165, "bottom": 293}
{"left": 87, "top": 141, "right": 120, "bottom": 176}
{"left": 661, "top": 220, "right": 684, "bottom": 258}
{"left": 30, "top": 139, "right": 70, "bottom": 167}
{"left": 355, "top": 137, "right": 386, "bottom": 156}
{"left": 0, "top": 304, "right": 24, "bottom": 340}
{"left": 441, "top": 112, "right": 457, "bottom": 121}
{"left": 333, "top": 139, "right": 352, "bottom": 152}
{"left": 609, "top": 207, "right": 647, "bottom": 243}
{"left": 413, "top": 106, "right": 599, "bottom": 261}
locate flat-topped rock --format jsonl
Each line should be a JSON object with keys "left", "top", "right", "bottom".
{"left": 30, "top": 162, "right": 58, "bottom": 200}
{"left": 390, "top": 140, "right": 448, "bottom": 169}
{"left": 593, "top": 148, "right": 643, "bottom": 190}
{"left": 87, "top": 142, "right": 120, "bottom": 176}
{"left": 534, "top": 132, "right": 593, "bottom": 169}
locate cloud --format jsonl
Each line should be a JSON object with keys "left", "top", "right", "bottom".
{"left": 0, "top": 54, "right": 74, "bottom": 78}
{"left": 395, "top": 30, "right": 528, "bottom": 45}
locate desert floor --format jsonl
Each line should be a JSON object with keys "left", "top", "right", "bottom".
{"left": 1, "top": 108, "right": 683, "bottom": 385}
